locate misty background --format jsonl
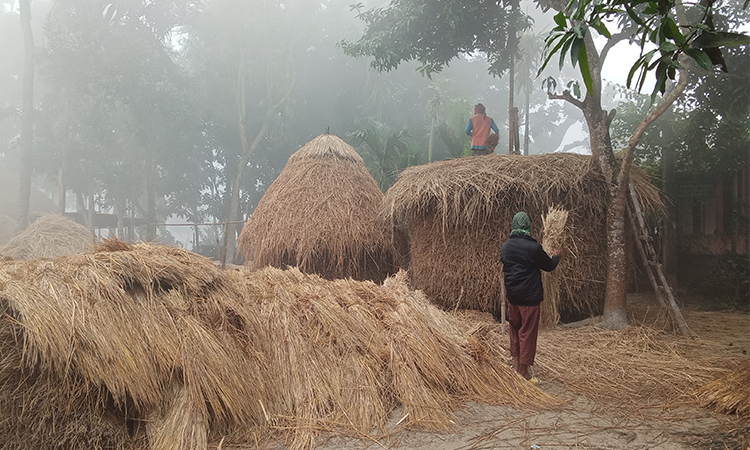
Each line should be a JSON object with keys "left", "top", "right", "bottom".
{"left": 0, "top": 0, "right": 747, "bottom": 263}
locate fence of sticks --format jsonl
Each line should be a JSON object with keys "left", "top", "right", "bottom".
{"left": 383, "top": 153, "right": 663, "bottom": 322}
{"left": 0, "top": 240, "right": 553, "bottom": 450}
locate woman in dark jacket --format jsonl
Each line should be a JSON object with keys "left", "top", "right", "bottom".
{"left": 500, "top": 211, "right": 560, "bottom": 384}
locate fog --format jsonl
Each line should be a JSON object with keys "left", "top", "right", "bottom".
{"left": 0, "top": 0, "right": 747, "bottom": 261}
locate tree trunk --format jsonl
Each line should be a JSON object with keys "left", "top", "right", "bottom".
{"left": 145, "top": 148, "right": 157, "bottom": 241}
{"left": 17, "top": 0, "right": 35, "bottom": 228}
{"left": 508, "top": 51, "right": 516, "bottom": 155}
{"left": 428, "top": 114, "right": 436, "bottom": 162}
{"left": 523, "top": 87, "right": 530, "bottom": 156}
{"left": 661, "top": 117, "right": 676, "bottom": 276}
{"left": 223, "top": 53, "right": 294, "bottom": 265}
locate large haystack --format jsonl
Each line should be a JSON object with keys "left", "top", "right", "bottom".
{"left": 238, "top": 134, "right": 401, "bottom": 282}
{"left": 384, "top": 153, "right": 662, "bottom": 321}
{"left": 0, "top": 241, "right": 551, "bottom": 450}
{"left": 0, "top": 214, "right": 95, "bottom": 259}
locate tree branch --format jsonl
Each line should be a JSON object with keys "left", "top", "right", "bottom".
{"left": 547, "top": 89, "right": 585, "bottom": 110}
{"left": 600, "top": 29, "right": 634, "bottom": 62}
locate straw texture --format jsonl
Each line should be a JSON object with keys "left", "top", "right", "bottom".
{"left": 540, "top": 206, "right": 569, "bottom": 328}
{"left": 0, "top": 214, "right": 95, "bottom": 259}
{"left": 239, "top": 134, "right": 401, "bottom": 283}
{"left": 458, "top": 311, "right": 725, "bottom": 410}
{"left": 384, "top": 153, "right": 662, "bottom": 321}
{"left": 697, "top": 360, "right": 750, "bottom": 418}
{"left": 0, "top": 241, "right": 553, "bottom": 450}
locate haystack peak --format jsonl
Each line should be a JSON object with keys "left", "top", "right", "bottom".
{"left": 287, "top": 134, "right": 364, "bottom": 164}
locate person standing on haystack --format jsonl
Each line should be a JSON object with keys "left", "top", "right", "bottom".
{"left": 501, "top": 211, "right": 561, "bottom": 385}
{"left": 465, "top": 103, "right": 499, "bottom": 156}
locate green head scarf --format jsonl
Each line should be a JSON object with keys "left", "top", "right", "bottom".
{"left": 510, "top": 211, "right": 531, "bottom": 237}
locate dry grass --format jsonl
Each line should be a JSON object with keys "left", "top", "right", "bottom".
{"left": 540, "top": 206, "right": 569, "bottom": 328}
{"left": 239, "top": 134, "right": 401, "bottom": 283}
{"left": 0, "top": 240, "right": 553, "bottom": 450}
{"left": 456, "top": 311, "right": 725, "bottom": 411}
{"left": 697, "top": 361, "right": 750, "bottom": 418}
{"left": 386, "top": 154, "right": 660, "bottom": 320}
{"left": 0, "top": 214, "right": 95, "bottom": 259}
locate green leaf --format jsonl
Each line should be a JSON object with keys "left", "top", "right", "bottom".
{"left": 538, "top": 33, "right": 569, "bottom": 76}
{"left": 573, "top": 82, "right": 581, "bottom": 98}
{"left": 663, "top": 17, "right": 685, "bottom": 44}
{"left": 684, "top": 47, "right": 714, "bottom": 71}
{"left": 572, "top": 24, "right": 586, "bottom": 39}
{"left": 554, "top": 11, "right": 567, "bottom": 28}
{"left": 559, "top": 37, "right": 574, "bottom": 70}
{"left": 591, "top": 20, "right": 611, "bottom": 38}
{"left": 626, "top": 59, "right": 643, "bottom": 88}
{"left": 692, "top": 31, "right": 750, "bottom": 49}
{"left": 643, "top": 2, "right": 659, "bottom": 15}
{"left": 659, "top": 42, "right": 679, "bottom": 52}
{"left": 626, "top": 5, "right": 645, "bottom": 26}
{"left": 578, "top": 42, "right": 594, "bottom": 95}
{"left": 650, "top": 61, "right": 668, "bottom": 102}
{"left": 571, "top": 37, "right": 584, "bottom": 67}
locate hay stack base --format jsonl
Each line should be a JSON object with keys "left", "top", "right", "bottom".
{"left": 0, "top": 241, "right": 552, "bottom": 450}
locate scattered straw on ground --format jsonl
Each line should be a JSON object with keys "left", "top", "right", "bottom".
{"left": 456, "top": 310, "right": 726, "bottom": 412}
{"left": 0, "top": 241, "right": 552, "bottom": 450}
{"left": 697, "top": 361, "right": 750, "bottom": 418}
{"left": 0, "top": 214, "right": 95, "bottom": 259}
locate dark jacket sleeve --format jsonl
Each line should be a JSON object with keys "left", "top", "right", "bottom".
{"left": 535, "top": 245, "right": 559, "bottom": 272}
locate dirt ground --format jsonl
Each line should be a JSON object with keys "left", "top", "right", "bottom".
{"left": 306, "top": 293, "right": 750, "bottom": 450}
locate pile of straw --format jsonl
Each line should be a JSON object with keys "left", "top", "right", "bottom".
{"left": 0, "top": 214, "right": 95, "bottom": 259}
{"left": 0, "top": 241, "right": 552, "bottom": 450}
{"left": 0, "top": 214, "right": 18, "bottom": 246}
{"left": 697, "top": 361, "right": 750, "bottom": 417}
{"left": 239, "top": 134, "right": 401, "bottom": 283}
{"left": 540, "top": 206, "right": 569, "bottom": 328}
{"left": 384, "top": 153, "right": 662, "bottom": 321}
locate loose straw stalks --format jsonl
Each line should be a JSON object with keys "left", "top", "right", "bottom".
{"left": 541, "top": 206, "right": 568, "bottom": 328}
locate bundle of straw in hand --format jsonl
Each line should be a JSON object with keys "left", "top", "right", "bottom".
{"left": 541, "top": 206, "right": 569, "bottom": 328}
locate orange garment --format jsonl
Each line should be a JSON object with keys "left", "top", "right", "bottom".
{"left": 470, "top": 114, "right": 493, "bottom": 148}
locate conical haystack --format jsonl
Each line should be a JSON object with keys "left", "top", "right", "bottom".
{"left": 238, "top": 134, "right": 401, "bottom": 282}
{"left": 0, "top": 240, "right": 553, "bottom": 450}
{"left": 384, "top": 153, "right": 662, "bottom": 322}
{"left": 0, "top": 214, "right": 95, "bottom": 259}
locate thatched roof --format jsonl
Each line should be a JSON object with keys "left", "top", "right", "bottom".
{"left": 0, "top": 241, "right": 552, "bottom": 450}
{"left": 0, "top": 214, "right": 95, "bottom": 259}
{"left": 383, "top": 153, "right": 663, "bottom": 321}
{"left": 238, "top": 134, "right": 400, "bottom": 282}
{"left": 384, "top": 153, "right": 662, "bottom": 228}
